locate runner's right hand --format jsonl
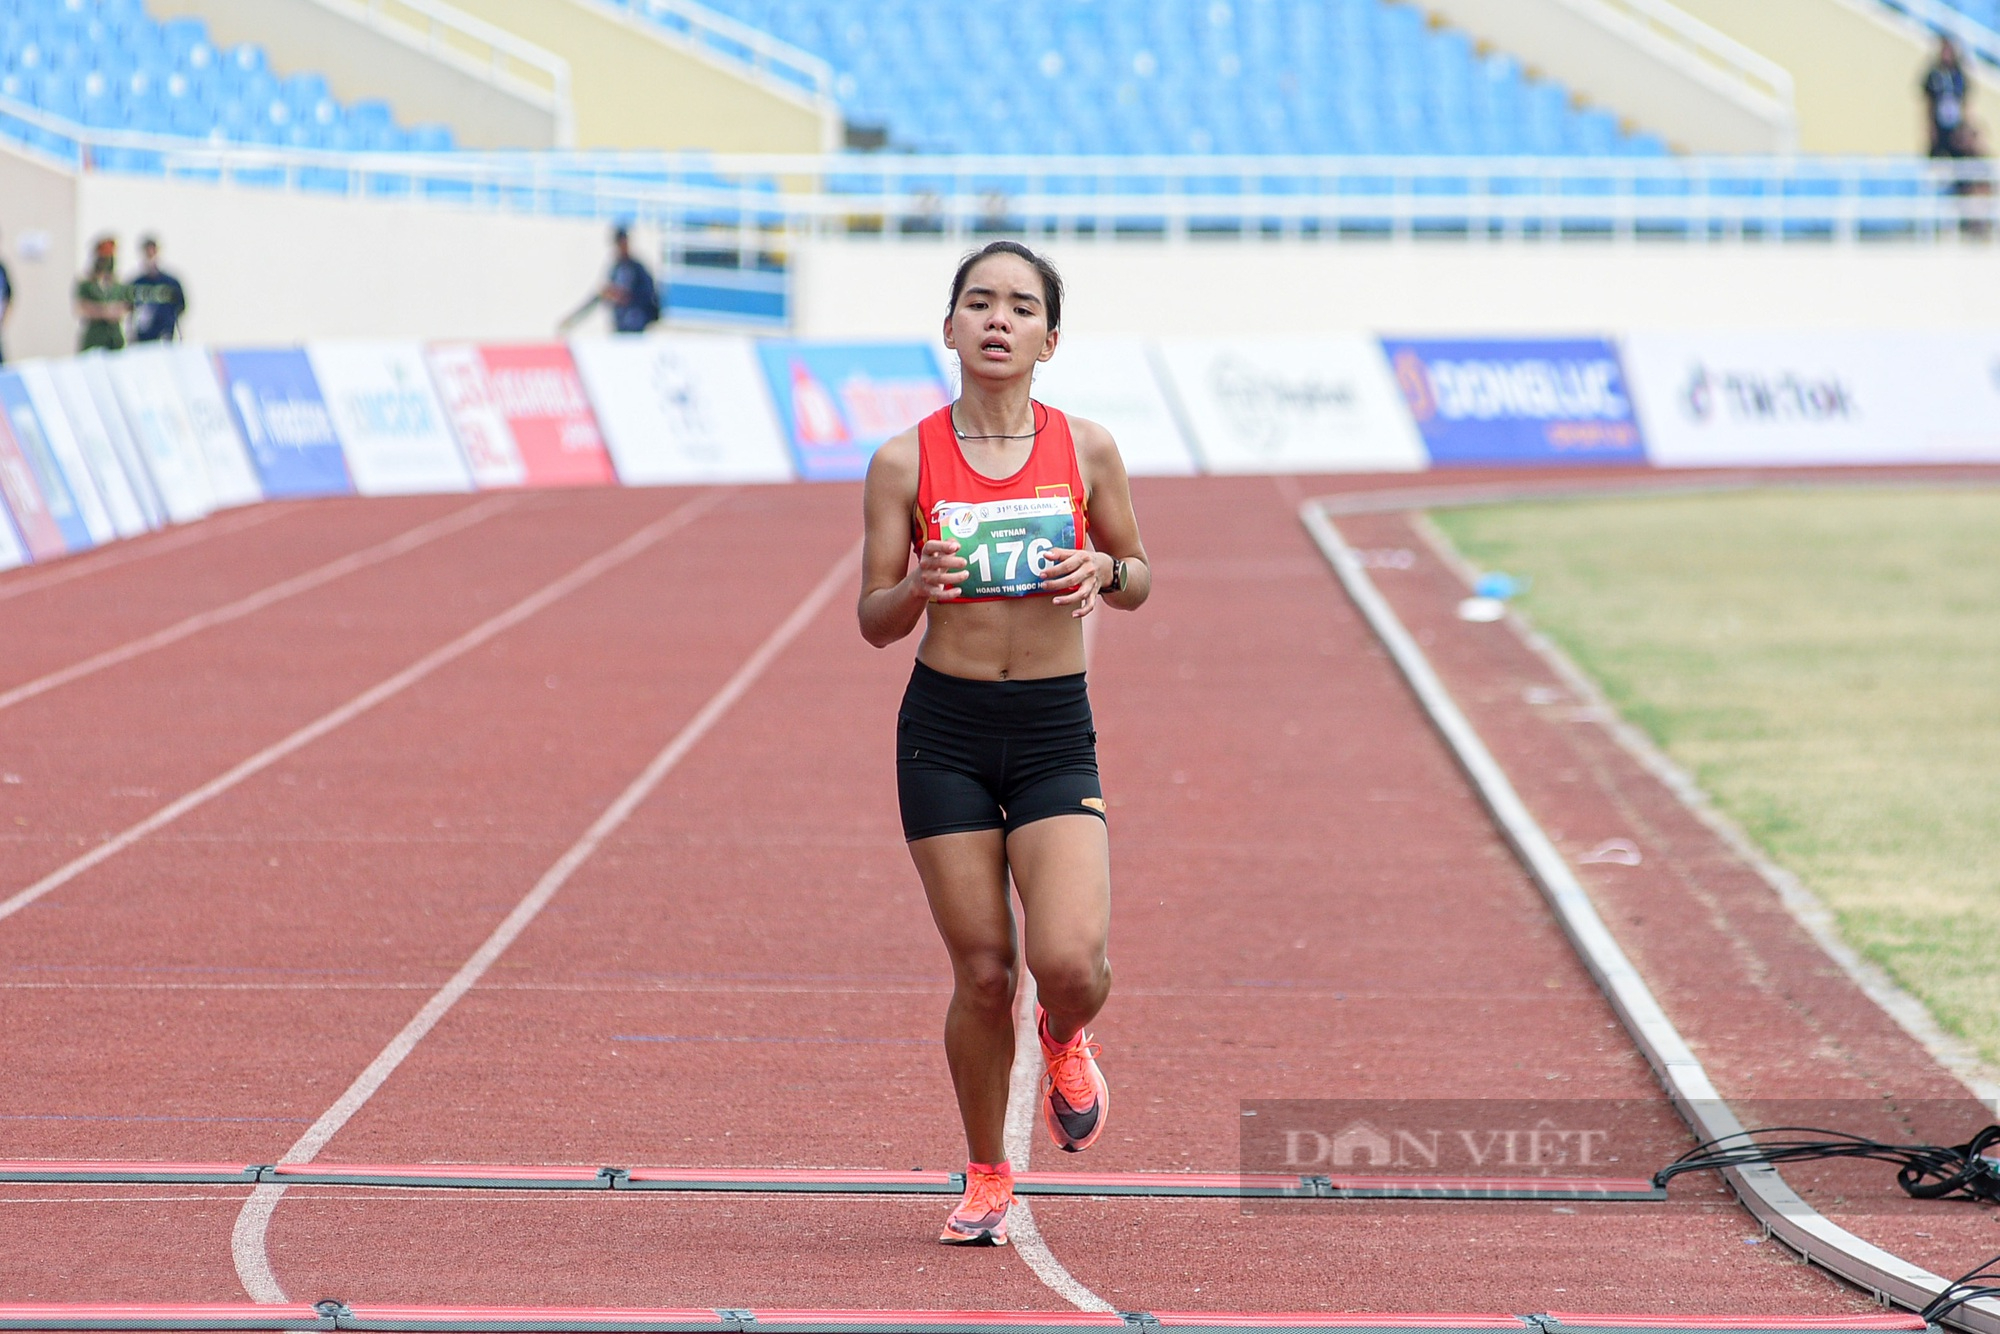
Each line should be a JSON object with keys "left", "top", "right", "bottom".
{"left": 915, "top": 540, "right": 968, "bottom": 602}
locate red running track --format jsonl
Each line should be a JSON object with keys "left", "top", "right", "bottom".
{"left": 0, "top": 477, "right": 1953, "bottom": 1318}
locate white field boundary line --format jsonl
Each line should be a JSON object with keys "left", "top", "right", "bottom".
{"left": 0, "top": 492, "right": 723, "bottom": 928}
{"left": 1003, "top": 970, "right": 1115, "bottom": 1313}
{"left": 1300, "top": 499, "right": 2000, "bottom": 1334}
{"left": 231, "top": 537, "right": 860, "bottom": 1303}
{"left": 0, "top": 506, "right": 287, "bottom": 606}
{"left": 1401, "top": 508, "right": 2000, "bottom": 1114}
{"left": 0, "top": 496, "right": 515, "bottom": 714}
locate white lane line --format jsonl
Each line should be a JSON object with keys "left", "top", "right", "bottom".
{"left": 0, "top": 496, "right": 517, "bottom": 714}
{"left": 1002, "top": 970, "right": 1115, "bottom": 1314}
{"left": 231, "top": 539, "right": 862, "bottom": 1304}
{"left": 0, "top": 492, "right": 724, "bottom": 928}
{"left": 0, "top": 505, "right": 287, "bottom": 606}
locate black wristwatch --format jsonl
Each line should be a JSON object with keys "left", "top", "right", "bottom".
{"left": 1107, "top": 558, "right": 1127, "bottom": 594}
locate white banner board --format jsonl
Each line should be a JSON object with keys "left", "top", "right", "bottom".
{"left": 1624, "top": 331, "right": 2000, "bottom": 467}
{"left": 167, "top": 346, "right": 264, "bottom": 508}
{"left": 20, "top": 361, "right": 150, "bottom": 538}
{"left": 101, "top": 349, "right": 218, "bottom": 523}
{"left": 69, "top": 358, "right": 167, "bottom": 529}
{"left": 307, "top": 341, "right": 473, "bottom": 495}
{"left": 570, "top": 335, "right": 793, "bottom": 486}
{"left": 12, "top": 364, "right": 116, "bottom": 545}
{"left": 1015, "top": 339, "right": 1199, "bottom": 477}
{"left": 1155, "top": 337, "right": 1427, "bottom": 473}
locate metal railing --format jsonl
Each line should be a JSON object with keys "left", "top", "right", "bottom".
{"left": 3, "top": 96, "right": 1993, "bottom": 246}
{"left": 332, "top": 0, "right": 576, "bottom": 147}
{"left": 606, "top": 0, "right": 834, "bottom": 107}
{"left": 1878, "top": 0, "right": 2000, "bottom": 68}
{"left": 1598, "top": 0, "right": 1797, "bottom": 117}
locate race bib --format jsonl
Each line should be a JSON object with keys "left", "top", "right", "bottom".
{"left": 932, "top": 496, "right": 1076, "bottom": 598}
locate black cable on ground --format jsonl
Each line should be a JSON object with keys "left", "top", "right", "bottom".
{"left": 1922, "top": 1251, "right": 2000, "bottom": 1325}
{"left": 1652, "top": 1124, "right": 2000, "bottom": 1204}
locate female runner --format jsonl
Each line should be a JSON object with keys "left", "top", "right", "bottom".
{"left": 858, "top": 241, "right": 1151, "bottom": 1246}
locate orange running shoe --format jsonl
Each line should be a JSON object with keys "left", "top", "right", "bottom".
{"left": 939, "top": 1161, "right": 1013, "bottom": 1246}
{"left": 1038, "top": 1005, "right": 1108, "bottom": 1153}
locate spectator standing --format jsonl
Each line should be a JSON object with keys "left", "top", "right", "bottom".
{"left": 602, "top": 225, "right": 661, "bottom": 334}
{"left": 0, "top": 226, "right": 13, "bottom": 366}
{"left": 75, "top": 236, "right": 130, "bottom": 353}
{"left": 1924, "top": 37, "right": 1971, "bottom": 158}
{"left": 129, "top": 236, "right": 187, "bottom": 344}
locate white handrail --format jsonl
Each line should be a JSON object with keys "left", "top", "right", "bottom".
{"left": 606, "top": 0, "right": 834, "bottom": 104}
{"left": 3, "top": 95, "right": 1991, "bottom": 243}
{"left": 325, "top": 0, "right": 577, "bottom": 147}
{"left": 1878, "top": 0, "right": 2000, "bottom": 66}
{"left": 1597, "top": 0, "right": 1797, "bottom": 107}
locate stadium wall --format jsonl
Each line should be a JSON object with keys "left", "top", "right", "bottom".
{"left": 146, "top": 0, "right": 566, "bottom": 150}
{"left": 69, "top": 173, "right": 618, "bottom": 349}
{"left": 787, "top": 239, "right": 2000, "bottom": 339}
{"left": 1669, "top": 0, "right": 1999, "bottom": 154}
{"left": 1417, "top": 0, "right": 1795, "bottom": 153}
{"left": 0, "top": 142, "right": 81, "bottom": 363}
{"left": 435, "top": 0, "right": 835, "bottom": 152}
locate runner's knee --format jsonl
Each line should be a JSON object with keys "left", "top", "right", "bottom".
{"left": 1029, "top": 951, "right": 1110, "bottom": 1014}
{"left": 953, "top": 950, "right": 1018, "bottom": 1013}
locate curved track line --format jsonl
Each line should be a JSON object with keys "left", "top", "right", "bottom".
{"left": 1002, "top": 972, "right": 1115, "bottom": 1313}
{"left": 232, "top": 540, "right": 862, "bottom": 1305}
{"left": 0, "top": 505, "right": 288, "bottom": 606}
{"left": 0, "top": 492, "right": 722, "bottom": 928}
{"left": 1300, "top": 500, "right": 2000, "bottom": 1334}
{"left": 0, "top": 496, "right": 515, "bottom": 713}
{"left": 1399, "top": 505, "right": 2000, "bottom": 1113}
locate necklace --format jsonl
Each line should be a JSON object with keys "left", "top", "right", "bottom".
{"left": 951, "top": 402, "right": 1044, "bottom": 441}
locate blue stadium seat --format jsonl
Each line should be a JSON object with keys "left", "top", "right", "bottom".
{"left": 677, "top": 0, "right": 1665, "bottom": 158}
{"left": 0, "top": 0, "right": 454, "bottom": 173}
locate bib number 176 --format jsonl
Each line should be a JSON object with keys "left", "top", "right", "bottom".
{"left": 933, "top": 496, "right": 1077, "bottom": 599}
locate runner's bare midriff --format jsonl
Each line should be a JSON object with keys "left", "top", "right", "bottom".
{"left": 917, "top": 595, "right": 1086, "bottom": 681}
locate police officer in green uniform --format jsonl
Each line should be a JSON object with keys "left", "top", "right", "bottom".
{"left": 75, "top": 236, "right": 131, "bottom": 353}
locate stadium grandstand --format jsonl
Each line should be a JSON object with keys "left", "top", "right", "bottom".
{"left": 0, "top": 0, "right": 1995, "bottom": 351}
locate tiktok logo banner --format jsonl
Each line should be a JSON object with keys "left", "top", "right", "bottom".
{"left": 755, "top": 342, "right": 950, "bottom": 482}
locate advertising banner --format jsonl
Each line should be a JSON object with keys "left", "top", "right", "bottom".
{"left": 103, "top": 349, "right": 218, "bottom": 523}
{"left": 992, "top": 338, "right": 1199, "bottom": 477}
{"left": 70, "top": 357, "right": 168, "bottom": 529}
{"left": 1623, "top": 332, "right": 2000, "bottom": 467}
{"left": 1381, "top": 337, "right": 1648, "bottom": 467}
{"left": 19, "top": 361, "right": 151, "bottom": 538}
{"left": 0, "top": 499, "right": 25, "bottom": 571}
{"left": 0, "top": 399, "right": 69, "bottom": 559}
{"left": 756, "top": 340, "right": 950, "bottom": 482}
{"left": 3, "top": 367, "right": 113, "bottom": 547}
{"left": 166, "top": 347, "right": 264, "bottom": 508}
{"left": 307, "top": 342, "right": 473, "bottom": 496}
{"left": 1154, "top": 338, "right": 1427, "bottom": 474}
{"left": 428, "top": 343, "right": 615, "bottom": 489}
{"left": 571, "top": 335, "right": 793, "bottom": 486}
{"left": 214, "top": 349, "right": 353, "bottom": 498}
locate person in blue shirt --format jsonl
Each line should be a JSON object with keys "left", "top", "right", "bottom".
{"left": 601, "top": 226, "right": 661, "bottom": 334}
{"left": 129, "top": 236, "right": 188, "bottom": 344}
{"left": 1924, "top": 37, "right": 1971, "bottom": 159}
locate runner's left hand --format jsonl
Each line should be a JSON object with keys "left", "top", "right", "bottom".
{"left": 1041, "top": 548, "right": 1107, "bottom": 618}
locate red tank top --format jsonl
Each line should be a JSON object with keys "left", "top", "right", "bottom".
{"left": 914, "top": 402, "right": 1089, "bottom": 603}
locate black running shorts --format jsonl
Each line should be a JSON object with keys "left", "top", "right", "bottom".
{"left": 896, "top": 660, "right": 1105, "bottom": 842}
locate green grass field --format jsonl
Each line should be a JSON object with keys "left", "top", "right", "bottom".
{"left": 1432, "top": 487, "right": 2000, "bottom": 1069}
